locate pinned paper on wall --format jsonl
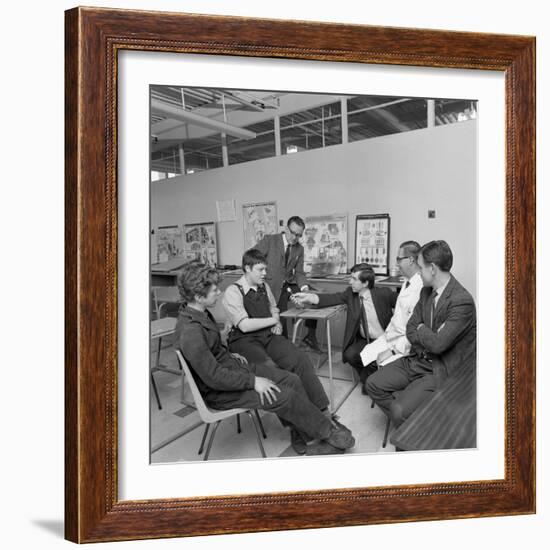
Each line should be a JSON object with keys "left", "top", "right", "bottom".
{"left": 216, "top": 199, "right": 237, "bottom": 222}
{"left": 242, "top": 201, "right": 278, "bottom": 250}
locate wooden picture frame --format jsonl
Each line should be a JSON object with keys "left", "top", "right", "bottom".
{"left": 65, "top": 6, "right": 535, "bottom": 543}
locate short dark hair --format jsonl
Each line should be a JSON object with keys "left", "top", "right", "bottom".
{"left": 242, "top": 248, "right": 267, "bottom": 271}
{"left": 399, "top": 240, "right": 421, "bottom": 260}
{"left": 287, "top": 216, "right": 305, "bottom": 230}
{"left": 419, "top": 240, "right": 453, "bottom": 272}
{"left": 177, "top": 262, "right": 220, "bottom": 303}
{"left": 350, "top": 263, "right": 375, "bottom": 289}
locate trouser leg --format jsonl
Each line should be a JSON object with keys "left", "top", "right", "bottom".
{"left": 212, "top": 363, "right": 333, "bottom": 441}
{"left": 390, "top": 374, "right": 437, "bottom": 427}
{"left": 266, "top": 334, "right": 329, "bottom": 410}
{"left": 343, "top": 337, "right": 376, "bottom": 384}
{"left": 228, "top": 337, "right": 274, "bottom": 367}
{"left": 365, "top": 358, "right": 415, "bottom": 417}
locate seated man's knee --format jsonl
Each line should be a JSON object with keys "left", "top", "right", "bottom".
{"left": 269, "top": 386, "right": 292, "bottom": 408}
{"left": 280, "top": 371, "right": 301, "bottom": 389}
{"left": 260, "top": 357, "right": 278, "bottom": 370}
{"left": 365, "top": 371, "right": 381, "bottom": 398}
{"left": 343, "top": 350, "right": 361, "bottom": 369}
{"left": 389, "top": 399, "right": 406, "bottom": 427}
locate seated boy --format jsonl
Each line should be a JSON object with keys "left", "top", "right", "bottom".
{"left": 175, "top": 261, "right": 355, "bottom": 456}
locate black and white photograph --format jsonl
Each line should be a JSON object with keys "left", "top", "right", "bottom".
{"left": 149, "top": 86, "right": 478, "bottom": 463}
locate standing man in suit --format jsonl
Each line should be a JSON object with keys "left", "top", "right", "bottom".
{"left": 365, "top": 240, "right": 476, "bottom": 428}
{"left": 255, "top": 216, "right": 320, "bottom": 350}
{"left": 292, "top": 263, "right": 397, "bottom": 385}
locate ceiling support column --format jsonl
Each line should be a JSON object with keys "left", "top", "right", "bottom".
{"left": 178, "top": 144, "right": 185, "bottom": 174}
{"left": 427, "top": 99, "right": 435, "bottom": 128}
{"left": 341, "top": 98, "right": 348, "bottom": 144}
{"left": 274, "top": 115, "right": 281, "bottom": 156}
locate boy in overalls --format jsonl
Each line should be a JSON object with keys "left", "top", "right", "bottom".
{"left": 222, "top": 249, "right": 354, "bottom": 455}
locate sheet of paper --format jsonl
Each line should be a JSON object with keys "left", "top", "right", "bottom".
{"left": 216, "top": 199, "right": 236, "bottom": 222}
{"left": 360, "top": 334, "right": 389, "bottom": 366}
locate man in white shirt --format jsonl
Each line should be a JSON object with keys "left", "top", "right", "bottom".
{"left": 361, "top": 241, "right": 423, "bottom": 371}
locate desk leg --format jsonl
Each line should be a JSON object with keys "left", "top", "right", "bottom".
{"left": 326, "top": 318, "right": 333, "bottom": 413}
{"left": 291, "top": 318, "right": 304, "bottom": 345}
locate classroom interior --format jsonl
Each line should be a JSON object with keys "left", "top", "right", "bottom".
{"left": 149, "top": 87, "right": 477, "bottom": 463}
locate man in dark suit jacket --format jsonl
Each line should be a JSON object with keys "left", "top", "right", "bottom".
{"left": 366, "top": 240, "right": 476, "bottom": 429}
{"left": 292, "top": 263, "right": 397, "bottom": 385}
{"left": 255, "top": 216, "right": 320, "bottom": 348}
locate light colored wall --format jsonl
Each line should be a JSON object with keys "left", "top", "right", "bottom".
{"left": 152, "top": 120, "right": 477, "bottom": 296}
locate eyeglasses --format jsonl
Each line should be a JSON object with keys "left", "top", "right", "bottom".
{"left": 287, "top": 227, "right": 304, "bottom": 239}
{"left": 396, "top": 256, "right": 410, "bottom": 262}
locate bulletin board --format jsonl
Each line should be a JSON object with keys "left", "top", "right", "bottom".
{"left": 183, "top": 222, "right": 218, "bottom": 267}
{"left": 155, "top": 225, "right": 184, "bottom": 263}
{"left": 242, "top": 201, "right": 278, "bottom": 250}
{"left": 354, "top": 213, "right": 390, "bottom": 275}
{"left": 303, "top": 214, "right": 348, "bottom": 276}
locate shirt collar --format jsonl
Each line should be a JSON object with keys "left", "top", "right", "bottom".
{"left": 282, "top": 232, "right": 289, "bottom": 248}
{"left": 433, "top": 275, "right": 451, "bottom": 297}
{"left": 407, "top": 272, "right": 422, "bottom": 287}
{"left": 236, "top": 275, "right": 262, "bottom": 294}
{"left": 181, "top": 304, "right": 214, "bottom": 327}
{"left": 359, "top": 288, "right": 372, "bottom": 300}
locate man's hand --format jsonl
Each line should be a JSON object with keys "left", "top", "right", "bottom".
{"left": 254, "top": 377, "right": 281, "bottom": 405}
{"left": 230, "top": 352, "right": 248, "bottom": 364}
{"left": 291, "top": 292, "right": 319, "bottom": 306}
{"left": 271, "top": 321, "right": 283, "bottom": 335}
{"left": 376, "top": 349, "right": 393, "bottom": 366}
{"left": 220, "top": 322, "right": 232, "bottom": 344}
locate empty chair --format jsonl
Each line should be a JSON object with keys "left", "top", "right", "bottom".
{"left": 175, "top": 350, "right": 267, "bottom": 461}
{"left": 150, "top": 317, "right": 179, "bottom": 409}
{"left": 152, "top": 286, "right": 181, "bottom": 319}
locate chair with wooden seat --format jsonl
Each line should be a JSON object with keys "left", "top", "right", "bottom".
{"left": 175, "top": 350, "right": 267, "bottom": 461}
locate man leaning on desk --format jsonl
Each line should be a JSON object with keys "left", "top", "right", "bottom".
{"left": 291, "top": 263, "right": 396, "bottom": 386}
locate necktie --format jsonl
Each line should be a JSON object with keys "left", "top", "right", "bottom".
{"left": 430, "top": 291, "right": 438, "bottom": 329}
{"left": 360, "top": 297, "right": 370, "bottom": 343}
{"left": 285, "top": 244, "right": 291, "bottom": 266}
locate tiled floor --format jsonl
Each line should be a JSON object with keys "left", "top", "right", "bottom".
{"left": 150, "top": 336, "right": 395, "bottom": 463}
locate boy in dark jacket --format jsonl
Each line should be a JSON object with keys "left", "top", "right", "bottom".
{"left": 174, "top": 262, "right": 355, "bottom": 456}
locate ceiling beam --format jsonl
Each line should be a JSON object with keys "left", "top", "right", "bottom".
{"left": 150, "top": 99, "right": 257, "bottom": 140}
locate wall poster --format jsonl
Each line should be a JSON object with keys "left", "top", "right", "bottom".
{"left": 155, "top": 225, "right": 184, "bottom": 263}
{"left": 303, "top": 214, "right": 348, "bottom": 276}
{"left": 355, "top": 214, "right": 391, "bottom": 275}
{"left": 242, "top": 201, "right": 279, "bottom": 251}
{"left": 183, "top": 222, "right": 218, "bottom": 266}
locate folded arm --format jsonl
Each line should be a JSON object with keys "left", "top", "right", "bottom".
{"left": 407, "top": 297, "right": 475, "bottom": 355}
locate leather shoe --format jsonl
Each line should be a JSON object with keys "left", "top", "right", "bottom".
{"left": 306, "top": 441, "right": 345, "bottom": 456}
{"left": 290, "top": 428, "right": 307, "bottom": 455}
{"left": 302, "top": 335, "right": 322, "bottom": 353}
{"left": 330, "top": 415, "right": 352, "bottom": 436}
{"left": 324, "top": 425, "right": 355, "bottom": 450}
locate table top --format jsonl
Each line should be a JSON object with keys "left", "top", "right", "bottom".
{"left": 280, "top": 305, "right": 346, "bottom": 320}
{"left": 151, "top": 317, "right": 177, "bottom": 338}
